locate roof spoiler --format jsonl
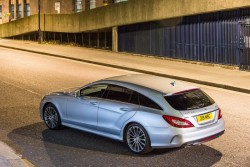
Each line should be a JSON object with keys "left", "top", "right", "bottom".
{"left": 164, "top": 88, "right": 199, "bottom": 96}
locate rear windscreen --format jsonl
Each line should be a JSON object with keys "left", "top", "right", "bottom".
{"left": 164, "top": 89, "right": 215, "bottom": 111}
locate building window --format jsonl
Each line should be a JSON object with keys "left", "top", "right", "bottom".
{"left": 89, "top": 0, "right": 96, "bottom": 9}
{"left": 0, "top": 5, "right": 2, "bottom": 19}
{"left": 24, "top": 3, "right": 30, "bottom": 17}
{"left": 114, "top": 0, "right": 128, "bottom": 3}
{"left": 10, "top": 4, "right": 14, "bottom": 19}
{"left": 75, "top": 0, "right": 83, "bottom": 13}
{"left": 55, "top": 2, "right": 61, "bottom": 14}
{"left": 24, "top": 0, "right": 30, "bottom": 17}
{"left": 17, "top": 4, "right": 22, "bottom": 19}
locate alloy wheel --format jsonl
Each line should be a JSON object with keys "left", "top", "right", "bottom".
{"left": 126, "top": 125, "right": 147, "bottom": 153}
{"left": 44, "top": 105, "right": 60, "bottom": 129}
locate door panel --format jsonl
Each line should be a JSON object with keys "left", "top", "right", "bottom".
{"left": 98, "top": 100, "right": 138, "bottom": 135}
{"left": 66, "top": 96, "right": 100, "bottom": 130}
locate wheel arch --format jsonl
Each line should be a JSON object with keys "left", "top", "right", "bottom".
{"left": 122, "top": 122, "right": 136, "bottom": 142}
{"left": 122, "top": 121, "right": 152, "bottom": 146}
{"left": 121, "top": 111, "right": 166, "bottom": 143}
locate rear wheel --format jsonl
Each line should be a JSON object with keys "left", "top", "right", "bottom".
{"left": 43, "top": 104, "right": 61, "bottom": 130}
{"left": 125, "top": 123, "right": 152, "bottom": 154}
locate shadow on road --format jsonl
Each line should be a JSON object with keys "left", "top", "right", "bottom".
{"left": 8, "top": 122, "right": 223, "bottom": 167}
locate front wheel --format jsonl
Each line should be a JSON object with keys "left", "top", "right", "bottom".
{"left": 43, "top": 104, "right": 61, "bottom": 130}
{"left": 125, "top": 123, "right": 152, "bottom": 154}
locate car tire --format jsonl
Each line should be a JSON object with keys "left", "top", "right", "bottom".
{"left": 125, "top": 123, "right": 152, "bottom": 154}
{"left": 43, "top": 104, "right": 61, "bottom": 130}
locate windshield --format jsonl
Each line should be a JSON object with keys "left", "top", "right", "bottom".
{"left": 164, "top": 89, "right": 215, "bottom": 111}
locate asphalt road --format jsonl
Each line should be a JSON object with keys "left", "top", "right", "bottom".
{"left": 0, "top": 47, "right": 249, "bottom": 167}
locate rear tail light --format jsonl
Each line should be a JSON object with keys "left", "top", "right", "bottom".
{"left": 162, "top": 115, "right": 194, "bottom": 128}
{"left": 218, "top": 108, "right": 222, "bottom": 120}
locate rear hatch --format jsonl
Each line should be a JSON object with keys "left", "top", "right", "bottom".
{"left": 164, "top": 89, "right": 220, "bottom": 127}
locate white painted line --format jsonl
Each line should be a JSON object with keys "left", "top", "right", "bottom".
{"left": 1, "top": 80, "right": 42, "bottom": 97}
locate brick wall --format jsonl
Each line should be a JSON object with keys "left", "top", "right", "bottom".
{"left": 96, "top": 0, "right": 104, "bottom": 8}
{"left": 30, "top": 0, "right": 74, "bottom": 15}
{"left": 2, "top": 0, "right": 10, "bottom": 23}
{"left": 85, "top": 0, "right": 109, "bottom": 10}
{"left": 0, "top": 0, "right": 2, "bottom": 23}
{"left": 30, "top": 0, "right": 37, "bottom": 16}
{"left": 0, "top": 0, "right": 112, "bottom": 24}
{"left": 38, "top": 0, "right": 74, "bottom": 14}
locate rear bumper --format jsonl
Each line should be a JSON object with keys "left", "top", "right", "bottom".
{"left": 182, "top": 130, "right": 225, "bottom": 147}
{"left": 146, "top": 118, "right": 225, "bottom": 148}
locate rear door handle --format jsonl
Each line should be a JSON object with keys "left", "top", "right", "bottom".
{"left": 90, "top": 101, "right": 98, "bottom": 106}
{"left": 120, "top": 107, "right": 129, "bottom": 111}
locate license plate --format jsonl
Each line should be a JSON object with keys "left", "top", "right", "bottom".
{"left": 196, "top": 112, "right": 213, "bottom": 122}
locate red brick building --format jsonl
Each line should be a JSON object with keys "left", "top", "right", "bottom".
{"left": 0, "top": 0, "right": 118, "bottom": 24}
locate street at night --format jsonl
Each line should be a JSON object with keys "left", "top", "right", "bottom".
{"left": 0, "top": 47, "right": 249, "bottom": 167}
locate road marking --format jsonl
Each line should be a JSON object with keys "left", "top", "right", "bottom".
{"left": 1, "top": 80, "right": 42, "bottom": 97}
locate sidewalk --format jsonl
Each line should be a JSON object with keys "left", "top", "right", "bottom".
{"left": 0, "top": 142, "right": 31, "bottom": 167}
{"left": 0, "top": 39, "right": 249, "bottom": 94}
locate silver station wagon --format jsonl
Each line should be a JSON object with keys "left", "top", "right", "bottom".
{"left": 39, "top": 74, "right": 225, "bottom": 154}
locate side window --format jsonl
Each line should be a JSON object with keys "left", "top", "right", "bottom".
{"left": 138, "top": 93, "right": 162, "bottom": 110}
{"left": 130, "top": 91, "right": 140, "bottom": 105}
{"left": 104, "top": 85, "right": 133, "bottom": 103}
{"left": 80, "top": 84, "right": 107, "bottom": 98}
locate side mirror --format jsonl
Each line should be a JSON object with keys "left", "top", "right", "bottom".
{"left": 74, "top": 90, "right": 80, "bottom": 98}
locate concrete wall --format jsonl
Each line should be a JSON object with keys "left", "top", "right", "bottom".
{"left": 1, "top": 0, "right": 250, "bottom": 37}
{"left": 0, "top": 14, "right": 37, "bottom": 37}
{"left": 41, "top": 13, "right": 80, "bottom": 33}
